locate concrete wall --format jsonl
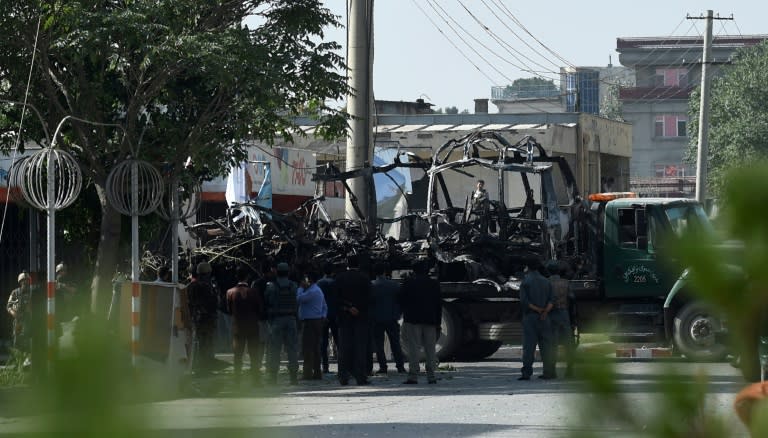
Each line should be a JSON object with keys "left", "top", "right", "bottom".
{"left": 622, "top": 100, "right": 690, "bottom": 177}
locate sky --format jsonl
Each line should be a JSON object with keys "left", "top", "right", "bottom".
{"left": 320, "top": 0, "right": 766, "bottom": 112}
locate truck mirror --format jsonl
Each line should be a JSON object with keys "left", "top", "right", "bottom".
{"left": 637, "top": 235, "right": 648, "bottom": 251}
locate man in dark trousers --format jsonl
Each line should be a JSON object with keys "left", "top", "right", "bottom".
{"left": 371, "top": 263, "right": 406, "bottom": 375}
{"left": 250, "top": 259, "right": 276, "bottom": 376}
{"left": 264, "top": 262, "right": 299, "bottom": 385}
{"left": 187, "top": 262, "right": 219, "bottom": 375}
{"left": 519, "top": 261, "right": 555, "bottom": 380}
{"left": 400, "top": 261, "right": 442, "bottom": 385}
{"left": 334, "top": 254, "right": 371, "bottom": 385}
{"left": 547, "top": 261, "right": 577, "bottom": 378}
{"left": 226, "top": 265, "right": 264, "bottom": 386}
{"left": 317, "top": 263, "right": 338, "bottom": 374}
{"left": 297, "top": 270, "right": 327, "bottom": 380}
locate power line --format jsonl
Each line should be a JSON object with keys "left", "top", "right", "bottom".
{"left": 424, "top": 0, "right": 523, "bottom": 84}
{"left": 477, "top": 0, "right": 563, "bottom": 71}
{"left": 0, "top": 15, "right": 42, "bottom": 246}
{"left": 408, "top": 0, "right": 499, "bottom": 86}
{"left": 489, "top": 0, "right": 574, "bottom": 68}
{"left": 733, "top": 18, "right": 744, "bottom": 37}
{"left": 455, "top": 0, "right": 560, "bottom": 77}
{"left": 626, "top": 22, "right": 704, "bottom": 103}
{"left": 414, "top": 0, "right": 552, "bottom": 113}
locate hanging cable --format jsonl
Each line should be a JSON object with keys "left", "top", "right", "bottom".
{"left": 0, "top": 14, "right": 42, "bottom": 245}
{"left": 475, "top": 0, "right": 564, "bottom": 72}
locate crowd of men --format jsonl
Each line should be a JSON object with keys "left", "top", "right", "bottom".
{"left": 184, "top": 254, "right": 443, "bottom": 387}
{"left": 5, "top": 255, "right": 576, "bottom": 386}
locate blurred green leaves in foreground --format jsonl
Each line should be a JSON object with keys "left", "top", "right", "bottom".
{"left": 571, "top": 162, "right": 768, "bottom": 437}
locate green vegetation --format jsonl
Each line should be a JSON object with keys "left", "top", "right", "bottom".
{"left": 572, "top": 163, "right": 768, "bottom": 437}
{"left": 0, "top": 0, "right": 349, "bottom": 313}
{"left": 687, "top": 40, "right": 768, "bottom": 198}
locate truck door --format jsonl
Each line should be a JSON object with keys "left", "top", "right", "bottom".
{"left": 603, "top": 205, "right": 667, "bottom": 298}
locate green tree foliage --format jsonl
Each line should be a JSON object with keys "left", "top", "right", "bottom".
{"left": 687, "top": 41, "right": 768, "bottom": 198}
{"left": 600, "top": 82, "right": 625, "bottom": 122}
{"left": 0, "top": 0, "right": 349, "bottom": 312}
{"left": 445, "top": 106, "right": 459, "bottom": 115}
{"left": 505, "top": 77, "right": 558, "bottom": 98}
{"left": 573, "top": 163, "right": 768, "bottom": 437}
{"left": 510, "top": 76, "right": 558, "bottom": 91}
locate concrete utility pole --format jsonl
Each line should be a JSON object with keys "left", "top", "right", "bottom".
{"left": 345, "top": 0, "right": 376, "bottom": 230}
{"left": 693, "top": 10, "right": 713, "bottom": 205}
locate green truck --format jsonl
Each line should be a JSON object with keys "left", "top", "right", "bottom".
{"left": 413, "top": 131, "right": 725, "bottom": 361}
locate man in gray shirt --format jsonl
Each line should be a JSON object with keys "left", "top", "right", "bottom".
{"left": 518, "top": 261, "right": 555, "bottom": 380}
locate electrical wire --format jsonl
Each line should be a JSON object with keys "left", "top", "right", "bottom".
{"left": 426, "top": 0, "right": 554, "bottom": 83}
{"left": 626, "top": 22, "right": 703, "bottom": 103}
{"left": 416, "top": 0, "right": 553, "bottom": 113}
{"left": 476, "top": 0, "right": 563, "bottom": 72}
{"left": 408, "top": 0, "right": 499, "bottom": 86}
{"left": 0, "top": 14, "right": 42, "bottom": 246}
{"left": 489, "top": 0, "right": 574, "bottom": 68}
{"left": 733, "top": 19, "right": 744, "bottom": 37}
{"left": 454, "top": 0, "right": 560, "bottom": 78}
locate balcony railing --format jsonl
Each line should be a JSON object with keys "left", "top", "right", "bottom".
{"left": 491, "top": 85, "right": 561, "bottom": 100}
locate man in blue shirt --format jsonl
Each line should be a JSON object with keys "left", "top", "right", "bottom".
{"left": 297, "top": 270, "right": 328, "bottom": 380}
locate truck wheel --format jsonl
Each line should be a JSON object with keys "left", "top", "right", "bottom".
{"left": 673, "top": 302, "right": 727, "bottom": 361}
{"left": 436, "top": 304, "right": 462, "bottom": 361}
{"left": 455, "top": 340, "right": 503, "bottom": 361}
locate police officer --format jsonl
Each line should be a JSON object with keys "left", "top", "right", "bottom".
{"left": 518, "top": 261, "right": 555, "bottom": 380}
{"left": 187, "top": 262, "right": 218, "bottom": 375}
{"left": 264, "top": 262, "right": 299, "bottom": 385}
{"left": 547, "top": 261, "right": 576, "bottom": 378}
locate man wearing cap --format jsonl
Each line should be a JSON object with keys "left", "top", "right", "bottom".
{"left": 7, "top": 272, "right": 33, "bottom": 352}
{"left": 264, "top": 262, "right": 299, "bottom": 384}
{"left": 187, "top": 262, "right": 218, "bottom": 375}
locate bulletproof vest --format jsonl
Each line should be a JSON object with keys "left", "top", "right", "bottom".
{"left": 271, "top": 279, "right": 297, "bottom": 317}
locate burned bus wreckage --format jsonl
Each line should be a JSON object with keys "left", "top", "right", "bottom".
{"left": 185, "top": 131, "right": 729, "bottom": 362}
{"left": 185, "top": 131, "right": 589, "bottom": 360}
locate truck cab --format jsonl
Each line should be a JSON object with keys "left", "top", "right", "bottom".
{"left": 583, "top": 194, "right": 725, "bottom": 359}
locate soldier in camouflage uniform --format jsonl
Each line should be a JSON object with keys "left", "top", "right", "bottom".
{"left": 187, "top": 262, "right": 218, "bottom": 375}
{"left": 6, "top": 272, "right": 33, "bottom": 352}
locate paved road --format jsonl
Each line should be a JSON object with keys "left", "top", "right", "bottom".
{"left": 0, "top": 346, "right": 752, "bottom": 437}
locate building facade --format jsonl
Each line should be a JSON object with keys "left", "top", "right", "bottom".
{"left": 490, "top": 65, "right": 634, "bottom": 115}
{"left": 616, "top": 35, "right": 768, "bottom": 197}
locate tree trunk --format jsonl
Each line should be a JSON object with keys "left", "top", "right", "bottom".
{"left": 90, "top": 182, "right": 122, "bottom": 316}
